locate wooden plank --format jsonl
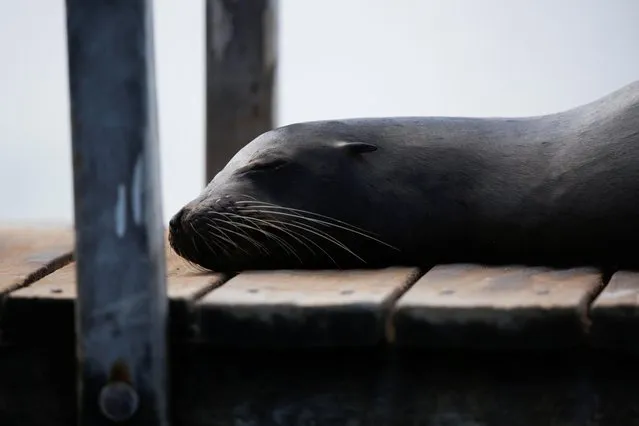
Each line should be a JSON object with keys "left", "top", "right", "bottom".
{"left": 0, "top": 226, "right": 74, "bottom": 295}
{"left": 589, "top": 270, "right": 639, "bottom": 352}
{"left": 392, "top": 264, "right": 604, "bottom": 350}
{"left": 165, "top": 258, "right": 229, "bottom": 340}
{"left": 196, "top": 267, "right": 422, "bottom": 347}
{"left": 0, "top": 241, "right": 226, "bottom": 343}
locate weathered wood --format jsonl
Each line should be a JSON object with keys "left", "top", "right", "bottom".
{"left": 589, "top": 270, "right": 639, "bottom": 352}
{"left": 0, "top": 241, "right": 226, "bottom": 343}
{"left": 392, "top": 264, "right": 605, "bottom": 350}
{"left": 197, "top": 268, "right": 422, "bottom": 347}
{"left": 1, "top": 262, "right": 77, "bottom": 345}
{"left": 204, "top": 0, "right": 278, "bottom": 182}
{"left": 0, "top": 227, "right": 74, "bottom": 295}
{"left": 4, "top": 227, "right": 639, "bottom": 424}
{"left": 163, "top": 252, "right": 228, "bottom": 340}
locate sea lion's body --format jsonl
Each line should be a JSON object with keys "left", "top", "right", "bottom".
{"left": 169, "top": 81, "right": 639, "bottom": 272}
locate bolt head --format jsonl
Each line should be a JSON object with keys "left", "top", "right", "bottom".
{"left": 99, "top": 381, "right": 139, "bottom": 422}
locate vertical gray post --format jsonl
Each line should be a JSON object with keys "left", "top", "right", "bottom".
{"left": 65, "top": 0, "right": 168, "bottom": 425}
{"left": 205, "top": 0, "right": 278, "bottom": 183}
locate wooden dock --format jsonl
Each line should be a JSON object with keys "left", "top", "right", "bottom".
{"left": 2, "top": 226, "right": 639, "bottom": 426}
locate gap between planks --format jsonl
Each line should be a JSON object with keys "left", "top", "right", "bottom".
{"left": 589, "top": 269, "right": 639, "bottom": 351}
{"left": 0, "top": 226, "right": 75, "bottom": 296}
{"left": 389, "top": 264, "right": 611, "bottom": 350}
{"left": 194, "top": 267, "right": 424, "bottom": 347}
{"left": 190, "top": 263, "right": 616, "bottom": 349}
{"left": 0, "top": 227, "right": 230, "bottom": 342}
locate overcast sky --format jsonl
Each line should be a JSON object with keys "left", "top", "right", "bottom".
{"left": 1, "top": 0, "right": 638, "bottom": 225}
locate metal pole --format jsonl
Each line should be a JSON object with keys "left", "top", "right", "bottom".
{"left": 65, "top": 0, "right": 168, "bottom": 425}
{"left": 205, "top": 0, "right": 278, "bottom": 183}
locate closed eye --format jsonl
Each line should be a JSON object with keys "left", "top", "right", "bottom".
{"left": 239, "top": 158, "right": 289, "bottom": 175}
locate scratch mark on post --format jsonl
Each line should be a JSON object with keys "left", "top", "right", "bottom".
{"left": 131, "top": 154, "right": 144, "bottom": 226}
{"left": 83, "top": 293, "right": 153, "bottom": 372}
{"left": 115, "top": 184, "right": 127, "bottom": 237}
{"left": 90, "top": 292, "right": 151, "bottom": 328}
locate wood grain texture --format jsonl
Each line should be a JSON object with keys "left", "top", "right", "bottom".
{"left": 392, "top": 264, "right": 605, "bottom": 350}
{"left": 0, "top": 226, "right": 74, "bottom": 295}
{"left": 0, "top": 238, "right": 225, "bottom": 343}
{"left": 196, "top": 267, "right": 422, "bottom": 347}
{"left": 589, "top": 270, "right": 639, "bottom": 351}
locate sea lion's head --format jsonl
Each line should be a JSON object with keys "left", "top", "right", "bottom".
{"left": 168, "top": 121, "right": 400, "bottom": 272}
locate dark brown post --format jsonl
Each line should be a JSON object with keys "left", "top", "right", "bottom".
{"left": 204, "top": 0, "right": 278, "bottom": 184}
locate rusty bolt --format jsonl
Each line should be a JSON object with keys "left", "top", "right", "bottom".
{"left": 99, "top": 381, "right": 139, "bottom": 422}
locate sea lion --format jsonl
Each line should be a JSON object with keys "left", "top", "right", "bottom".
{"left": 169, "top": 80, "right": 639, "bottom": 272}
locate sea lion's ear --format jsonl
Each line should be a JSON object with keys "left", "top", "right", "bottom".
{"left": 335, "top": 141, "right": 378, "bottom": 154}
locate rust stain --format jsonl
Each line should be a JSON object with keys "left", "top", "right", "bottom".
{"left": 108, "top": 359, "right": 133, "bottom": 384}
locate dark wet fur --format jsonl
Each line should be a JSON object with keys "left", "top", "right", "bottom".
{"left": 169, "top": 80, "right": 639, "bottom": 273}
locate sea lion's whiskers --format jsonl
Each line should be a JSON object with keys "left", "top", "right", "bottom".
{"left": 201, "top": 218, "right": 243, "bottom": 253}
{"left": 173, "top": 233, "right": 211, "bottom": 273}
{"left": 209, "top": 214, "right": 273, "bottom": 255}
{"left": 208, "top": 221, "right": 268, "bottom": 255}
{"left": 186, "top": 224, "right": 201, "bottom": 256}
{"left": 190, "top": 222, "right": 219, "bottom": 256}
{"left": 212, "top": 218, "right": 273, "bottom": 255}
{"left": 266, "top": 220, "right": 340, "bottom": 267}
{"left": 184, "top": 257, "right": 211, "bottom": 273}
{"left": 212, "top": 211, "right": 276, "bottom": 252}
{"left": 173, "top": 245, "right": 207, "bottom": 273}
{"left": 236, "top": 200, "right": 390, "bottom": 241}
{"left": 268, "top": 219, "right": 366, "bottom": 264}
{"left": 205, "top": 236, "right": 232, "bottom": 258}
{"left": 226, "top": 214, "right": 310, "bottom": 261}
{"left": 222, "top": 212, "right": 317, "bottom": 258}
{"left": 216, "top": 216, "right": 302, "bottom": 263}
{"left": 240, "top": 214, "right": 339, "bottom": 266}
{"left": 200, "top": 224, "right": 245, "bottom": 257}
{"left": 236, "top": 200, "right": 375, "bottom": 235}
{"left": 194, "top": 220, "right": 233, "bottom": 257}
{"left": 238, "top": 207, "right": 399, "bottom": 251}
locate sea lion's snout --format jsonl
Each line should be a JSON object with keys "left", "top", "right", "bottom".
{"left": 169, "top": 208, "right": 186, "bottom": 236}
{"left": 168, "top": 206, "right": 192, "bottom": 258}
{"left": 168, "top": 192, "right": 251, "bottom": 268}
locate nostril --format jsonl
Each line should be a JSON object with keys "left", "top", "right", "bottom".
{"left": 169, "top": 209, "right": 185, "bottom": 234}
